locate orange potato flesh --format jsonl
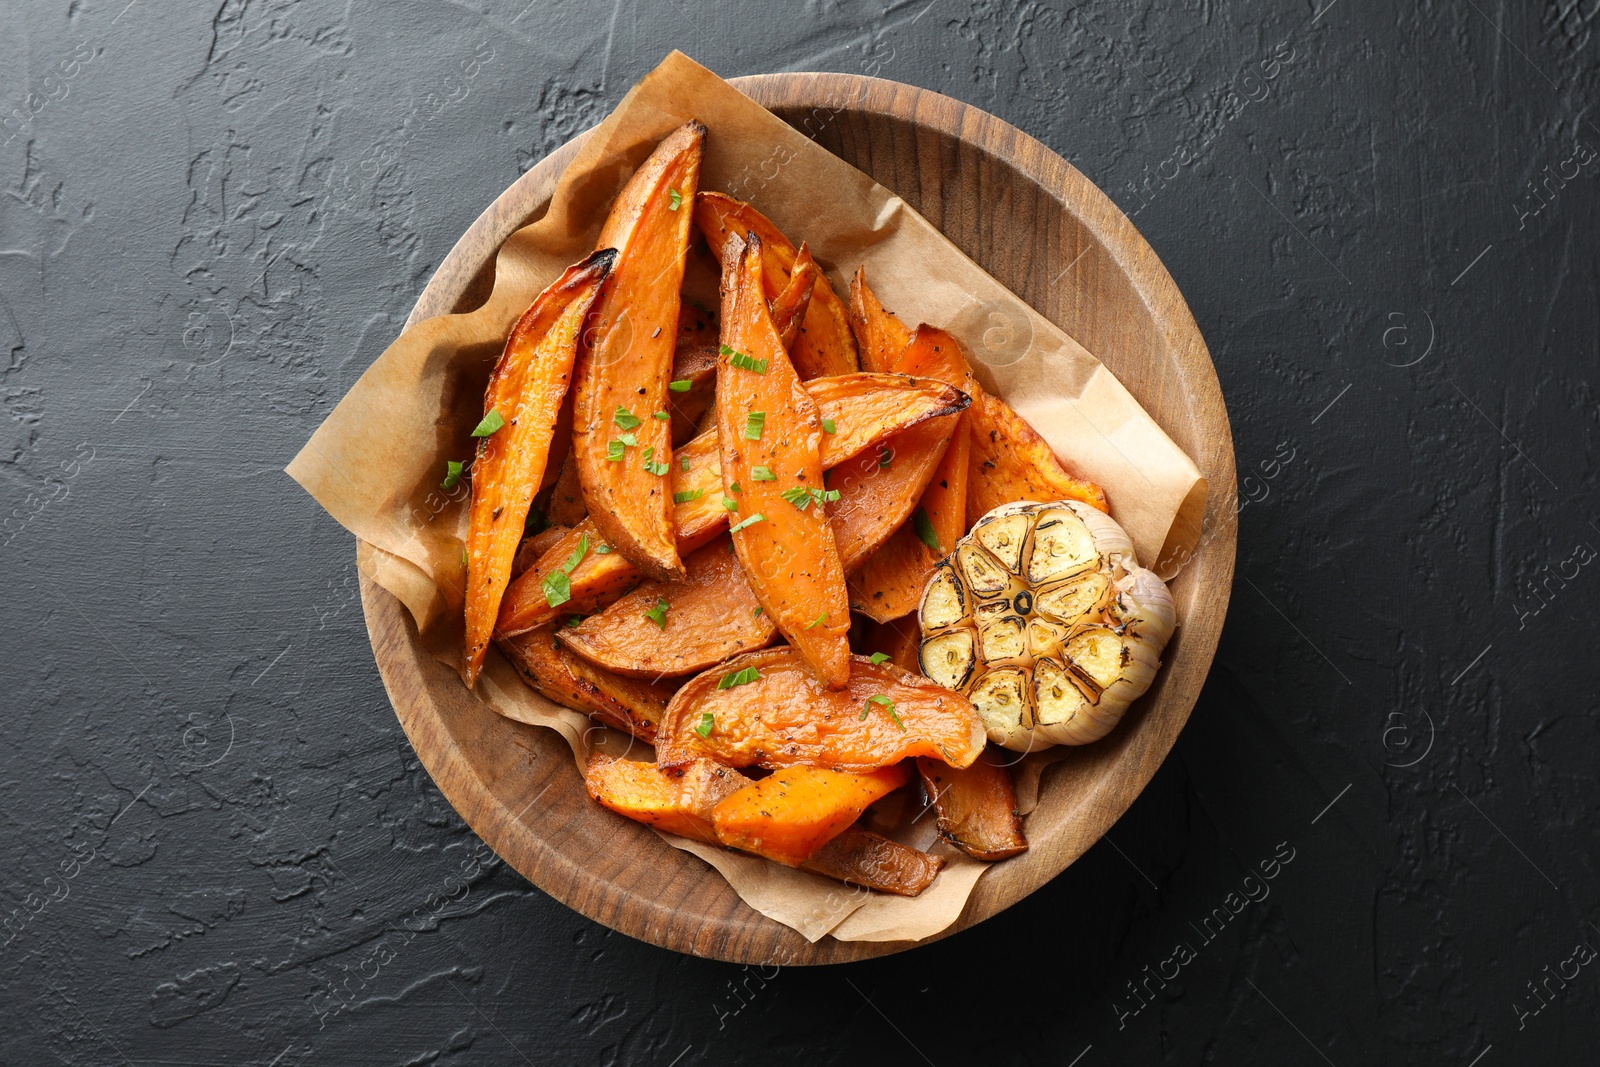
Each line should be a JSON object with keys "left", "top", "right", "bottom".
{"left": 847, "top": 349, "right": 974, "bottom": 623}
{"left": 573, "top": 121, "right": 706, "bottom": 583}
{"left": 496, "top": 375, "right": 966, "bottom": 636}
{"left": 847, "top": 265, "right": 913, "bottom": 373}
{"left": 694, "top": 191, "right": 857, "bottom": 378}
{"left": 915, "top": 752, "right": 1029, "bottom": 861}
{"left": 799, "top": 828, "right": 944, "bottom": 896}
{"left": 512, "top": 524, "right": 574, "bottom": 578}
{"left": 859, "top": 614, "right": 923, "bottom": 674}
{"left": 464, "top": 250, "right": 615, "bottom": 685}
{"left": 826, "top": 414, "right": 955, "bottom": 568}
{"left": 584, "top": 754, "right": 751, "bottom": 843}
{"left": 667, "top": 342, "right": 719, "bottom": 446}
{"left": 495, "top": 626, "right": 673, "bottom": 741}
{"left": 557, "top": 457, "right": 946, "bottom": 678}
{"left": 716, "top": 233, "right": 851, "bottom": 688}
{"left": 559, "top": 534, "right": 773, "bottom": 678}
{"left": 769, "top": 242, "right": 819, "bottom": 351}
{"left": 711, "top": 764, "right": 911, "bottom": 866}
{"left": 656, "top": 648, "right": 986, "bottom": 772}
{"left": 895, "top": 324, "right": 1109, "bottom": 520}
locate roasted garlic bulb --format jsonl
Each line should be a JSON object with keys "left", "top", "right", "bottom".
{"left": 916, "top": 501, "right": 1175, "bottom": 750}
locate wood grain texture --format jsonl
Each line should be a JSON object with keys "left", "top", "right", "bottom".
{"left": 361, "top": 73, "right": 1237, "bottom": 964}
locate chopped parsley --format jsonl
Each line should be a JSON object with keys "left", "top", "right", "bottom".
{"left": 728, "top": 513, "right": 766, "bottom": 534}
{"left": 721, "top": 344, "right": 768, "bottom": 375}
{"left": 643, "top": 598, "right": 670, "bottom": 630}
{"left": 780, "top": 485, "right": 812, "bottom": 510}
{"left": 605, "top": 440, "right": 626, "bottom": 462}
{"left": 652, "top": 411, "right": 670, "bottom": 420}
{"left": 613, "top": 407, "right": 642, "bottom": 430}
{"left": 861, "top": 694, "right": 903, "bottom": 729}
{"left": 669, "top": 379, "right": 693, "bottom": 392}
{"left": 471, "top": 409, "right": 505, "bottom": 437}
{"left": 821, "top": 418, "right": 837, "bottom": 434}
{"left": 695, "top": 711, "right": 714, "bottom": 737}
{"left": 751, "top": 466, "right": 776, "bottom": 482}
{"left": 673, "top": 488, "right": 704, "bottom": 504}
{"left": 805, "top": 611, "right": 828, "bottom": 630}
{"left": 716, "top": 666, "right": 762, "bottom": 690}
{"left": 912, "top": 507, "right": 939, "bottom": 551}
{"left": 721, "top": 496, "right": 739, "bottom": 511}
{"left": 441, "top": 459, "right": 464, "bottom": 489}
{"left": 681, "top": 455, "right": 690, "bottom": 471}
{"left": 869, "top": 652, "right": 891, "bottom": 665}
{"left": 744, "top": 412, "right": 765, "bottom": 441}
{"left": 541, "top": 533, "right": 590, "bottom": 607}
{"left": 642, "top": 446, "right": 669, "bottom": 476}
{"left": 668, "top": 187, "right": 683, "bottom": 211}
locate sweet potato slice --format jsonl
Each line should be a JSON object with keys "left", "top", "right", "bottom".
{"left": 584, "top": 753, "right": 750, "bottom": 843}
{"left": 847, "top": 368, "right": 973, "bottom": 623}
{"left": 573, "top": 121, "right": 706, "bottom": 583}
{"left": 544, "top": 452, "right": 587, "bottom": 526}
{"left": 513, "top": 524, "right": 573, "bottom": 578}
{"left": 896, "top": 325, "right": 1109, "bottom": 520}
{"left": 668, "top": 342, "right": 719, "bottom": 446}
{"left": 769, "top": 242, "right": 819, "bottom": 350}
{"left": 847, "top": 266, "right": 913, "bottom": 373}
{"left": 800, "top": 828, "right": 944, "bottom": 896}
{"left": 711, "top": 764, "right": 911, "bottom": 866}
{"left": 860, "top": 615, "right": 923, "bottom": 674}
{"left": 496, "top": 375, "right": 966, "bottom": 636}
{"left": 656, "top": 648, "right": 986, "bottom": 772}
{"left": 496, "top": 626, "right": 674, "bottom": 741}
{"left": 915, "top": 752, "right": 1028, "bottom": 861}
{"left": 716, "top": 233, "right": 851, "bottom": 688}
{"left": 694, "top": 191, "right": 857, "bottom": 378}
{"left": 559, "top": 534, "right": 772, "bottom": 678}
{"left": 826, "top": 414, "right": 956, "bottom": 568}
{"left": 464, "top": 250, "right": 616, "bottom": 685}
{"left": 559, "top": 427, "right": 967, "bottom": 679}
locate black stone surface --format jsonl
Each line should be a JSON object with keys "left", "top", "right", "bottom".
{"left": 3, "top": 1, "right": 1597, "bottom": 1063}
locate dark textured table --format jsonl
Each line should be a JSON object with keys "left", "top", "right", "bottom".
{"left": 3, "top": 1, "right": 1597, "bottom": 1063}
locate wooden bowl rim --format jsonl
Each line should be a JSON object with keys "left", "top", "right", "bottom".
{"left": 359, "top": 71, "right": 1236, "bottom": 963}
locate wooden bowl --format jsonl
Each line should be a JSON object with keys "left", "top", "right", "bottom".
{"left": 360, "top": 73, "right": 1235, "bottom": 964}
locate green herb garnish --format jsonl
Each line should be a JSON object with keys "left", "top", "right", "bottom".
{"left": 877, "top": 445, "right": 892, "bottom": 468}
{"left": 644, "top": 598, "right": 670, "bottom": 630}
{"left": 653, "top": 411, "right": 670, "bottom": 420}
{"left": 541, "top": 533, "right": 590, "bottom": 607}
{"left": 869, "top": 652, "right": 890, "bottom": 665}
{"left": 605, "top": 440, "right": 626, "bottom": 462}
{"left": 613, "top": 407, "right": 642, "bottom": 430}
{"left": 668, "top": 188, "right": 683, "bottom": 211}
{"left": 721, "top": 344, "right": 768, "bottom": 375}
{"left": 862, "top": 694, "right": 902, "bottom": 729}
{"left": 721, "top": 496, "right": 739, "bottom": 511}
{"left": 751, "top": 466, "right": 776, "bottom": 482}
{"left": 912, "top": 507, "right": 939, "bottom": 551}
{"left": 673, "top": 488, "right": 704, "bottom": 504}
{"left": 669, "top": 379, "right": 693, "bottom": 392}
{"left": 822, "top": 418, "right": 836, "bottom": 434}
{"left": 744, "top": 412, "right": 765, "bottom": 440}
{"left": 716, "top": 667, "right": 762, "bottom": 690}
{"left": 728, "top": 513, "right": 766, "bottom": 534}
{"left": 780, "top": 486, "right": 812, "bottom": 510}
{"left": 471, "top": 409, "right": 505, "bottom": 437}
{"left": 441, "top": 459, "right": 464, "bottom": 489}
{"left": 805, "top": 611, "right": 828, "bottom": 630}
{"left": 695, "top": 711, "right": 714, "bottom": 737}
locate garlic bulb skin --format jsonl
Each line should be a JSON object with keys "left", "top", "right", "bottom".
{"left": 916, "top": 500, "right": 1176, "bottom": 751}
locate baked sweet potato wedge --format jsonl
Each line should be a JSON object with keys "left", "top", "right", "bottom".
{"left": 800, "top": 828, "right": 944, "bottom": 896}
{"left": 584, "top": 753, "right": 750, "bottom": 843}
{"left": 895, "top": 325, "right": 1109, "bottom": 521}
{"left": 544, "top": 452, "right": 587, "bottom": 526}
{"left": 559, "top": 423, "right": 968, "bottom": 679}
{"left": 667, "top": 342, "right": 719, "bottom": 446}
{"left": 559, "top": 534, "right": 771, "bottom": 678}
{"left": 769, "top": 242, "right": 819, "bottom": 351}
{"left": 573, "top": 120, "right": 706, "bottom": 583}
{"left": 496, "top": 374, "right": 966, "bottom": 636}
{"left": 495, "top": 625, "right": 674, "bottom": 741}
{"left": 847, "top": 350, "right": 974, "bottom": 623}
{"left": 694, "top": 191, "right": 857, "bottom": 378}
{"left": 656, "top": 647, "right": 986, "bottom": 772}
{"left": 915, "top": 752, "right": 1028, "bottom": 861}
{"left": 859, "top": 615, "right": 924, "bottom": 674}
{"left": 464, "top": 250, "right": 616, "bottom": 685}
{"left": 827, "top": 414, "right": 956, "bottom": 569}
{"left": 716, "top": 232, "right": 851, "bottom": 688}
{"left": 711, "top": 764, "right": 911, "bottom": 866}
{"left": 512, "top": 524, "right": 573, "bottom": 578}
{"left": 847, "top": 265, "right": 913, "bottom": 373}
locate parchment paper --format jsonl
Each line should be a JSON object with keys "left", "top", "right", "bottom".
{"left": 288, "top": 52, "right": 1204, "bottom": 944}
